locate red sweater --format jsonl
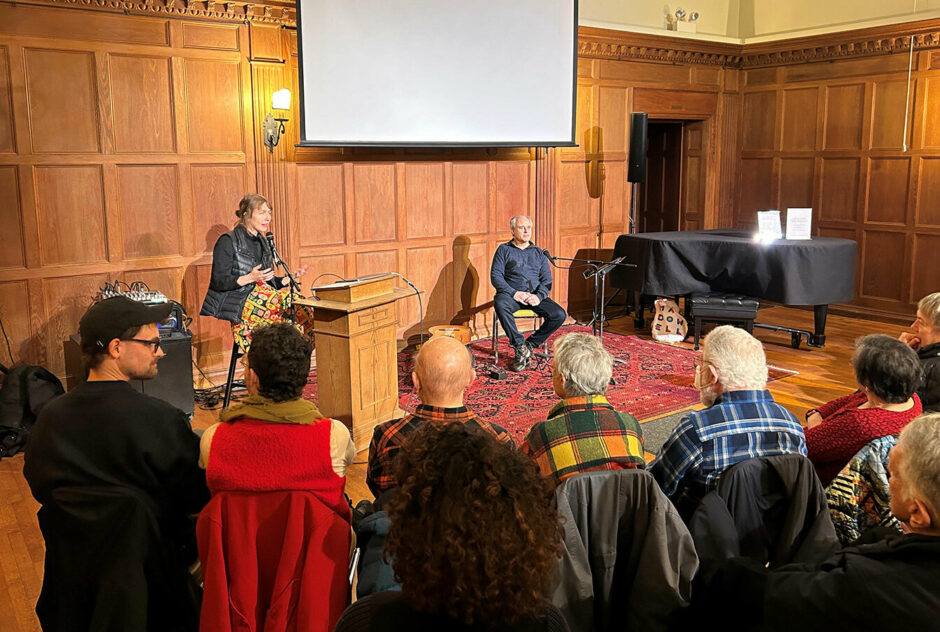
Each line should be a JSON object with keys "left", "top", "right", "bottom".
{"left": 806, "top": 391, "right": 922, "bottom": 485}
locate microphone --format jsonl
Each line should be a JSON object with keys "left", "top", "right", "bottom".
{"left": 541, "top": 248, "right": 555, "bottom": 261}
{"left": 264, "top": 231, "right": 283, "bottom": 266}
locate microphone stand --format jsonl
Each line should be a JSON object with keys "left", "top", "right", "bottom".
{"left": 266, "top": 234, "right": 300, "bottom": 324}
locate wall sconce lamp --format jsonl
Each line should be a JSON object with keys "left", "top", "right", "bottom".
{"left": 262, "top": 89, "right": 291, "bottom": 153}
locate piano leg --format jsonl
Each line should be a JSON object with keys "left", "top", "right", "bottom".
{"left": 633, "top": 291, "right": 645, "bottom": 329}
{"left": 811, "top": 305, "right": 828, "bottom": 348}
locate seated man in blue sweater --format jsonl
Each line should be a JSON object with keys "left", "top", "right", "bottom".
{"left": 490, "top": 215, "right": 566, "bottom": 371}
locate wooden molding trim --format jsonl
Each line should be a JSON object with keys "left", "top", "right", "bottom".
{"left": 22, "top": 0, "right": 296, "bottom": 25}
{"left": 578, "top": 26, "right": 743, "bottom": 67}
{"left": 742, "top": 18, "right": 940, "bottom": 67}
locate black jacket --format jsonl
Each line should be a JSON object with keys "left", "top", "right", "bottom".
{"left": 917, "top": 341, "right": 940, "bottom": 413}
{"left": 688, "top": 454, "right": 840, "bottom": 581}
{"left": 200, "top": 225, "right": 279, "bottom": 323}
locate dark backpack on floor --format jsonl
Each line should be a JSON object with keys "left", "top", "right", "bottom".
{"left": 0, "top": 365, "right": 64, "bottom": 459}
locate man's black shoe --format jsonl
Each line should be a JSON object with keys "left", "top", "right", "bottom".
{"left": 512, "top": 343, "right": 531, "bottom": 372}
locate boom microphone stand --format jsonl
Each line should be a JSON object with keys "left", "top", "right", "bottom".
{"left": 265, "top": 232, "right": 300, "bottom": 324}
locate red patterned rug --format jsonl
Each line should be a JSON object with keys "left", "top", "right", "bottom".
{"left": 303, "top": 325, "right": 795, "bottom": 443}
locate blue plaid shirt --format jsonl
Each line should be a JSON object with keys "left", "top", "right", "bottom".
{"left": 649, "top": 389, "right": 806, "bottom": 498}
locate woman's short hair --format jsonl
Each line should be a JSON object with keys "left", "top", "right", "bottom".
{"left": 235, "top": 193, "right": 270, "bottom": 221}
{"left": 385, "top": 423, "right": 562, "bottom": 626}
{"left": 702, "top": 325, "right": 768, "bottom": 390}
{"left": 852, "top": 334, "right": 922, "bottom": 404}
{"left": 897, "top": 413, "right": 940, "bottom": 518}
{"left": 245, "top": 323, "right": 312, "bottom": 402}
{"left": 919, "top": 292, "right": 940, "bottom": 331}
{"left": 553, "top": 333, "right": 613, "bottom": 396}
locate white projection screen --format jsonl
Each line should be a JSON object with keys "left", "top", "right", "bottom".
{"left": 296, "top": 0, "right": 577, "bottom": 147}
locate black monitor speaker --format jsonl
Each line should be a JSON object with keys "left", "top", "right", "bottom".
{"left": 627, "top": 112, "right": 649, "bottom": 183}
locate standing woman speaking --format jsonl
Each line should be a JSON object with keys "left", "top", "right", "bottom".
{"left": 201, "top": 194, "right": 310, "bottom": 351}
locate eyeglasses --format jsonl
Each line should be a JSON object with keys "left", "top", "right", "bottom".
{"left": 121, "top": 338, "right": 161, "bottom": 352}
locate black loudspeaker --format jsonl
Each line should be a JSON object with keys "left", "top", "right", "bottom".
{"left": 64, "top": 330, "right": 195, "bottom": 417}
{"left": 627, "top": 112, "right": 649, "bottom": 183}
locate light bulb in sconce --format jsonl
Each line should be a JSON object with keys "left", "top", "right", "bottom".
{"left": 675, "top": 8, "right": 686, "bottom": 20}
{"left": 689, "top": 12, "right": 699, "bottom": 22}
{"left": 263, "top": 89, "right": 291, "bottom": 153}
{"left": 271, "top": 89, "right": 291, "bottom": 111}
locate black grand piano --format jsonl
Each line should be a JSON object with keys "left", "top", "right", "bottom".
{"left": 610, "top": 229, "right": 857, "bottom": 348}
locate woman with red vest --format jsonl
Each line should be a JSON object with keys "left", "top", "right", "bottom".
{"left": 197, "top": 322, "right": 356, "bottom": 632}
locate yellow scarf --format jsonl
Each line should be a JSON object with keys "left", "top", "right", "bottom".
{"left": 220, "top": 395, "right": 324, "bottom": 426}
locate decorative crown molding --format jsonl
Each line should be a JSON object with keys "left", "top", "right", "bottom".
{"left": 23, "top": 0, "right": 296, "bottom": 25}
{"left": 578, "top": 27, "right": 742, "bottom": 67}
{"left": 741, "top": 18, "right": 940, "bottom": 68}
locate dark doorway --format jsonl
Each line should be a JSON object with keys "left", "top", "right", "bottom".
{"left": 638, "top": 121, "right": 682, "bottom": 233}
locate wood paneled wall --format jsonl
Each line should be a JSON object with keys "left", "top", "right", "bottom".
{"left": 738, "top": 44, "right": 940, "bottom": 321}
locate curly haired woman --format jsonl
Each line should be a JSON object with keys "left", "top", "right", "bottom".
{"left": 335, "top": 423, "right": 569, "bottom": 632}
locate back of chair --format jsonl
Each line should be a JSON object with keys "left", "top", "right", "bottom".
{"left": 551, "top": 469, "right": 698, "bottom": 632}
{"left": 37, "top": 485, "right": 199, "bottom": 632}
{"left": 197, "top": 490, "right": 352, "bottom": 632}
{"left": 689, "top": 454, "right": 840, "bottom": 578}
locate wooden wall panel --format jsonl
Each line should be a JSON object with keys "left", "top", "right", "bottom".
{"left": 866, "top": 158, "right": 910, "bottom": 225}
{"left": 109, "top": 55, "right": 175, "bottom": 153}
{"left": 916, "top": 158, "right": 940, "bottom": 227}
{"left": 182, "top": 23, "right": 240, "bottom": 51}
{"left": 25, "top": 49, "right": 99, "bottom": 153}
{"left": 559, "top": 161, "right": 593, "bottom": 229}
{"left": 356, "top": 249, "right": 398, "bottom": 280}
{"left": 299, "top": 253, "right": 347, "bottom": 286}
{"left": 781, "top": 88, "right": 817, "bottom": 151}
{"left": 0, "top": 47, "right": 14, "bottom": 153}
{"left": 183, "top": 59, "right": 242, "bottom": 153}
{"left": 297, "top": 163, "right": 345, "bottom": 246}
{"left": 600, "top": 160, "right": 626, "bottom": 228}
{"left": 185, "top": 263, "right": 230, "bottom": 369}
{"left": 117, "top": 165, "right": 180, "bottom": 258}
{"left": 35, "top": 165, "right": 107, "bottom": 265}
{"left": 404, "top": 163, "right": 444, "bottom": 239}
{"left": 860, "top": 231, "right": 906, "bottom": 302}
{"left": 127, "top": 267, "right": 183, "bottom": 302}
{"left": 405, "top": 245, "right": 447, "bottom": 326}
{"left": 353, "top": 163, "right": 396, "bottom": 243}
{"left": 912, "top": 234, "right": 940, "bottom": 301}
{"left": 738, "top": 158, "right": 774, "bottom": 217}
{"left": 452, "top": 162, "right": 488, "bottom": 235}
{"left": 597, "top": 87, "right": 627, "bottom": 152}
{"left": 779, "top": 158, "right": 814, "bottom": 211}
{"left": 823, "top": 84, "right": 864, "bottom": 150}
{"left": 818, "top": 158, "right": 859, "bottom": 223}
{"left": 459, "top": 241, "right": 490, "bottom": 321}
{"left": 742, "top": 91, "right": 776, "bottom": 151}
{"left": 191, "top": 164, "right": 247, "bottom": 253}
{"left": 871, "top": 80, "right": 910, "bottom": 150}
{"left": 923, "top": 77, "right": 940, "bottom": 148}
{"left": 495, "top": 161, "right": 529, "bottom": 231}
{"left": 0, "top": 281, "right": 30, "bottom": 367}
{"left": 0, "top": 166, "right": 24, "bottom": 269}
{"left": 41, "top": 274, "right": 109, "bottom": 374}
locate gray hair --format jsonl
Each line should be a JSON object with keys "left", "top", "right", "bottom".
{"left": 919, "top": 293, "right": 940, "bottom": 331}
{"left": 898, "top": 413, "right": 940, "bottom": 518}
{"left": 553, "top": 333, "right": 613, "bottom": 396}
{"left": 509, "top": 215, "right": 531, "bottom": 230}
{"left": 702, "top": 325, "right": 768, "bottom": 390}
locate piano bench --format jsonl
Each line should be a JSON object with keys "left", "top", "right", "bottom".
{"left": 689, "top": 293, "right": 760, "bottom": 351}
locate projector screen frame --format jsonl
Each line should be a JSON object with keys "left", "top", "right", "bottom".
{"left": 294, "top": 0, "right": 579, "bottom": 148}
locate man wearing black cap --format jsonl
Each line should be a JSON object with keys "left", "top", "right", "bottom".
{"left": 24, "top": 296, "right": 210, "bottom": 632}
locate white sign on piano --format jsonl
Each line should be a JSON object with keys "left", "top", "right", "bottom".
{"left": 785, "top": 207, "right": 813, "bottom": 240}
{"left": 755, "top": 210, "right": 782, "bottom": 243}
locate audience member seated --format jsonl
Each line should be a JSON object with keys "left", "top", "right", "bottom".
{"left": 899, "top": 291, "right": 940, "bottom": 413}
{"left": 24, "top": 296, "right": 209, "bottom": 631}
{"left": 826, "top": 434, "right": 902, "bottom": 546}
{"left": 649, "top": 325, "right": 806, "bottom": 516}
{"left": 805, "top": 334, "right": 922, "bottom": 485}
{"left": 336, "top": 423, "right": 569, "bottom": 632}
{"left": 703, "top": 413, "right": 940, "bottom": 630}
{"left": 197, "top": 322, "right": 355, "bottom": 632}
{"left": 367, "top": 335, "right": 512, "bottom": 501}
{"left": 521, "top": 333, "right": 645, "bottom": 485}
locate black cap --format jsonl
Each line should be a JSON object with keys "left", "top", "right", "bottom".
{"left": 79, "top": 296, "right": 173, "bottom": 349}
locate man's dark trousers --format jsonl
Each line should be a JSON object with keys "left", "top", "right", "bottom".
{"left": 494, "top": 292, "right": 566, "bottom": 349}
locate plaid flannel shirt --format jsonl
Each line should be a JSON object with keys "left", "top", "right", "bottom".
{"left": 649, "top": 389, "right": 807, "bottom": 500}
{"left": 366, "top": 404, "right": 513, "bottom": 498}
{"left": 521, "top": 395, "right": 645, "bottom": 485}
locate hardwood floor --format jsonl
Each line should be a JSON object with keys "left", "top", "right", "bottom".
{"left": 0, "top": 306, "right": 914, "bottom": 631}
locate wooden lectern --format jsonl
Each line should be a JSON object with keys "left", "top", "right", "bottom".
{"left": 296, "top": 274, "right": 413, "bottom": 451}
